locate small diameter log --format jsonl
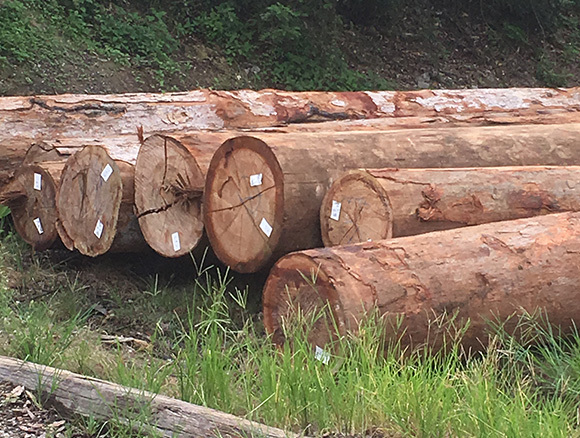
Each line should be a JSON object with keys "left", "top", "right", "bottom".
{"left": 57, "top": 146, "right": 125, "bottom": 256}
{"left": 134, "top": 134, "right": 205, "bottom": 257}
{"left": 263, "top": 211, "right": 580, "bottom": 351}
{"left": 321, "top": 166, "right": 580, "bottom": 246}
{"left": 203, "top": 123, "right": 580, "bottom": 273}
{"left": 0, "top": 161, "right": 65, "bottom": 250}
{"left": 0, "top": 355, "right": 298, "bottom": 438}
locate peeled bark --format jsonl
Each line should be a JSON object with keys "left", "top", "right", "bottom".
{"left": 2, "top": 88, "right": 579, "bottom": 140}
{"left": 321, "top": 166, "right": 580, "bottom": 246}
{"left": 0, "top": 161, "right": 65, "bottom": 250}
{"left": 57, "top": 146, "right": 144, "bottom": 256}
{"left": 203, "top": 123, "right": 580, "bottom": 273}
{"left": 263, "top": 212, "right": 580, "bottom": 351}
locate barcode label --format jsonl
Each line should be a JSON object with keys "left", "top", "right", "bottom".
{"left": 260, "top": 218, "right": 273, "bottom": 237}
{"left": 330, "top": 200, "right": 342, "bottom": 221}
{"left": 315, "top": 346, "right": 330, "bottom": 364}
{"left": 250, "top": 173, "right": 263, "bottom": 187}
{"left": 33, "top": 218, "right": 43, "bottom": 235}
{"left": 94, "top": 220, "right": 104, "bottom": 238}
{"left": 33, "top": 173, "right": 42, "bottom": 191}
{"left": 172, "top": 232, "right": 181, "bottom": 252}
{"left": 101, "top": 164, "right": 113, "bottom": 182}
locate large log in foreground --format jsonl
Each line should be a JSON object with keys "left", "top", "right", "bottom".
{"left": 203, "top": 123, "right": 580, "bottom": 273}
{"left": 0, "top": 161, "right": 65, "bottom": 250}
{"left": 0, "top": 355, "right": 297, "bottom": 438}
{"left": 57, "top": 146, "right": 145, "bottom": 256}
{"left": 320, "top": 166, "right": 580, "bottom": 246}
{"left": 263, "top": 212, "right": 580, "bottom": 351}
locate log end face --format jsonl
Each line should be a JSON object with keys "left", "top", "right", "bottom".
{"left": 263, "top": 253, "right": 343, "bottom": 349}
{"left": 204, "top": 136, "right": 284, "bottom": 273}
{"left": 321, "top": 170, "right": 393, "bottom": 247}
{"left": 9, "top": 165, "right": 60, "bottom": 251}
{"left": 135, "top": 135, "right": 205, "bottom": 258}
{"left": 57, "top": 146, "right": 123, "bottom": 256}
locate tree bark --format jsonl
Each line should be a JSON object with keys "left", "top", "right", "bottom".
{"left": 57, "top": 146, "right": 145, "bottom": 256}
{"left": 0, "top": 161, "right": 65, "bottom": 250}
{"left": 2, "top": 88, "right": 579, "bottom": 140}
{"left": 0, "top": 355, "right": 299, "bottom": 438}
{"left": 203, "top": 123, "right": 580, "bottom": 273}
{"left": 321, "top": 166, "right": 580, "bottom": 246}
{"left": 263, "top": 211, "right": 580, "bottom": 351}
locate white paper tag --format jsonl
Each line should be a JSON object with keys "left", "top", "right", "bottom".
{"left": 33, "top": 218, "right": 43, "bottom": 235}
{"left": 172, "top": 232, "right": 181, "bottom": 252}
{"left": 330, "top": 200, "right": 342, "bottom": 221}
{"left": 33, "top": 173, "right": 42, "bottom": 191}
{"left": 259, "top": 218, "right": 273, "bottom": 237}
{"left": 250, "top": 173, "right": 263, "bottom": 187}
{"left": 315, "top": 346, "right": 330, "bottom": 364}
{"left": 94, "top": 220, "right": 104, "bottom": 239}
{"left": 101, "top": 164, "right": 113, "bottom": 182}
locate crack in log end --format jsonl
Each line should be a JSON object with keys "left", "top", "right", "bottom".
{"left": 209, "top": 185, "right": 276, "bottom": 213}
{"left": 30, "top": 98, "right": 126, "bottom": 115}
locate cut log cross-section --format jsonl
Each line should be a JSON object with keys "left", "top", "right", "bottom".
{"left": 0, "top": 161, "right": 65, "bottom": 250}
{"left": 263, "top": 211, "right": 580, "bottom": 351}
{"left": 320, "top": 166, "right": 580, "bottom": 246}
{"left": 134, "top": 134, "right": 206, "bottom": 257}
{"left": 203, "top": 123, "right": 580, "bottom": 273}
{"left": 57, "top": 146, "right": 128, "bottom": 256}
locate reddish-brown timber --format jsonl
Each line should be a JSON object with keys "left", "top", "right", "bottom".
{"left": 263, "top": 211, "right": 580, "bottom": 351}
{"left": 321, "top": 166, "right": 580, "bottom": 246}
{"left": 203, "top": 123, "right": 580, "bottom": 273}
{"left": 57, "top": 146, "right": 145, "bottom": 256}
{"left": 0, "top": 161, "right": 65, "bottom": 250}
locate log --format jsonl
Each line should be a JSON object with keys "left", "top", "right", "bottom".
{"left": 0, "top": 161, "right": 65, "bottom": 250}
{"left": 263, "top": 211, "right": 580, "bottom": 351}
{"left": 320, "top": 166, "right": 580, "bottom": 246}
{"left": 57, "top": 146, "right": 145, "bottom": 256}
{"left": 2, "top": 88, "right": 579, "bottom": 140}
{"left": 203, "top": 123, "right": 580, "bottom": 273}
{"left": 0, "top": 355, "right": 298, "bottom": 438}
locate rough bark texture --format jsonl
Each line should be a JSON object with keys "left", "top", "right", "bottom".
{"left": 134, "top": 134, "right": 205, "bottom": 257}
{"left": 0, "top": 161, "right": 65, "bottom": 250}
{"left": 2, "top": 88, "right": 579, "bottom": 140}
{"left": 203, "top": 123, "right": 580, "bottom": 273}
{"left": 321, "top": 166, "right": 580, "bottom": 246}
{"left": 263, "top": 211, "right": 580, "bottom": 351}
{"left": 0, "top": 355, "right": 299, "bottom": 438}
{"left": 57, "top": 146, "right": 124, "bottom": 256}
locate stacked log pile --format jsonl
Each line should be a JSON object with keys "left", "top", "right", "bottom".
{"left": 2, "top": 86, "right": 580, "bottom": 351}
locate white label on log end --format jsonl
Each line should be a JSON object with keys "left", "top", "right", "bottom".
{"left": 101, "top": 164, "right": 113, "bottom": 182}
{"left": 260, "top": 218, "right": 273, "bottom": 237}
{"left": 250, "top": 173, "right": 263, "bottom": 187}
{"left": 33, "top": 173, "right": 42, "bottom": 191}
{"left": 94, "top": 220, "right": 104, "bottom": 239}
{"left": 172, "top": 232, "right": 181, "bottom": 252}
{"left": 315, "top": 346, "right": 330, "bottom": 364}
{"left": 33, "top": 218, "right": 43, "bottom": 235}
{"left": 330, "top": 200, "right": 342, "bottom": 221}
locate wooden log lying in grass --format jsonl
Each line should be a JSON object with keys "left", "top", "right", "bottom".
{"left": 320, "top": 166, "right": 580, "bottom": 246}
{"left": 203, "top": 123, "right": 580, "bottom": 273}
{"left": 263, "top": 211, "right": 580, "bottom": 351}
{"left": 0, "top": 355, "right": 297, "bottom": 438}
{"left": 57, "top": 146, "right": 145, "bottom": 256}
{"left": 0, "top": 161, "right": 65, "bottom": 250}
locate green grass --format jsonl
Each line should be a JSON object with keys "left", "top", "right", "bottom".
{"left": 0, "top": 229, "right": 580, "bottom": 437}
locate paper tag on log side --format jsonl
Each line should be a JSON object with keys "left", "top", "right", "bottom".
{"left": 101, "top": 164, "right": 113, "bottom": 182}
{"left": 330, "top": 200, "right": 342, "bottom": 221}
{"left": 172, "top": 232, "right": 181, "bottom": 252}
{"left": 315, "top": 346, "right": 330, "bottom": 364}
{"left": 33, "top": 218, "right": 43, "bottom": 235}
{"left": 250, "top": 173, "right": 263, "bottom": 187}
{"left": 33, "top": 173, "right": 42, "bottom": 191}
{"left": 94, "top": 220, "right": 104, "bottom": 239}
{"left": 260, "top": 218, "right": 273, "bottom": 237}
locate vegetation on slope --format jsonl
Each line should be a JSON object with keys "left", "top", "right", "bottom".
{"left": 0, "top": 0, "right": 578, "bottom": 94}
